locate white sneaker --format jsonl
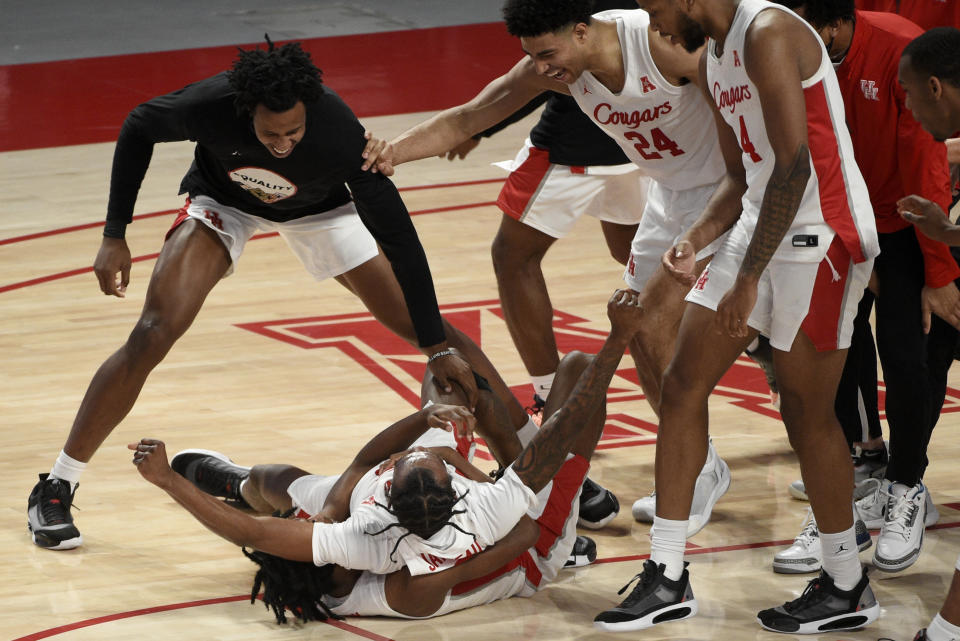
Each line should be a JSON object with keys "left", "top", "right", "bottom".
{"left": 855, "top": 478, "right": 887, "bottom": 529}
{"left": 772, "top": 508, "right": 872, "bottom": 574}
{"left": 925, "top": 489, "right": 939, "bottom": 527}
{"left": 873, "top": 482, "right": 926, "bottom": 573}
{"left": 630, "top": 440, "right": 730, "bottom": 538}
{"left": 688, "top": 442, "right": 731, "bottom": 536}
{"left": 631, "top": 491, "right": 656, "bottom": 523}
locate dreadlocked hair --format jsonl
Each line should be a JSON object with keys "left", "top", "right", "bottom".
{"left": 227, "top": 34, "right": 324, "bottom": 118}
{"left": 242, "top": 547, "right": 343, "bottom": 624}
{"left": 502, "top": 0, "right": 596, "bottom": 38}
{"left": 904, "top": 27, "right": 960, "bottom": 88}
{"left": 366, "top": 466, "right": 476, "bottom": 562}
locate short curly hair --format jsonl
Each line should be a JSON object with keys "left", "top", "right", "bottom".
{"left": 903, "top": 27, "right": 960, "bottom": 88}
{"left": 227, "top": 35, "right": 324, "bottom": 118}
{"left": 502, "top": 0, "right": 596, "bottom": 38}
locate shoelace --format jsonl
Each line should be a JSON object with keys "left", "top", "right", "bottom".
{"left": 884, "top": 490, "right": 921, "bottom": 540}
{"left": 784, "top": 575, "right": 826, "bottom": 613}
{"left": 793, "top": 508, "right": 819, "bottom": 548}
{"left": 857, "top": 478, "right": 893, "bottom": 516}
{"left": 40, "top": 480, "right": 75, "bottom": 524}
{"left": 616, "top": 563, "right": 658, "bottom": 606}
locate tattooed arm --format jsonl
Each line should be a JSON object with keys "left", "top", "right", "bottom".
{"left": 512, "top": 290, "right": 644, "bottom": 493}
{"left": 713, "top": 12, "right": 816, "bottom": 338}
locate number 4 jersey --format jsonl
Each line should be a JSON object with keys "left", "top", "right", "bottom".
{"left": 571, "top": 9, "right": 725, "bottom": 192}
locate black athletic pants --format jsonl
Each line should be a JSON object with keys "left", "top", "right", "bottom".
{"left": 835, "top": 227, "right": 958, "bottom": 486}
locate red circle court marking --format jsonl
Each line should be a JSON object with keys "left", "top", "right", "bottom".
{"left": 11, "top": 594, "right": 397, "bottom": 641}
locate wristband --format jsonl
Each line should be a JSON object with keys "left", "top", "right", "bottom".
{"left": 427, "top": 349, "right": 455, "bottom": 363}
{"left": 103, "top": 220, "right": 127, "bottom": 239}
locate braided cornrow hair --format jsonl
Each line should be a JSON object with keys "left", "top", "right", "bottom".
{"left": 227, "top": 34, "right": 324, "bottom": 118}
{"left": 366, "top": 466, "right": 476, "bottom": 561}
{"left": 242, "top": 547, "right": 343, "bottom": 624}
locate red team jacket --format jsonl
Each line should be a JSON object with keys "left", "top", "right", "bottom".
{"left": 836, "top": 10, "right": 958, "bottom": 287}
{"left": 855, "top": 0, "right": 960, "bottom": 30}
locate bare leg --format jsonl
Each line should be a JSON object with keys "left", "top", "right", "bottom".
{"left": 490, "top": 215, "right": 560, "bottom": 379}
{"left": 244, "top": 464, "right": 311, "bottom": 514}
{"left": 656, "top": 303, "right": 756, "bottom": 520}
{"left": 64, "top": 221, "right": 230, "bottom": 461}
{"left": 941, "top": 568, "right": 960, "bottom": 626}
{"left": 773, "top": 333, "right": 853, "bottom": 533}
{"left": 629, "top": 260, "right": 708, "bottom": 415}
{"left": 337, "top": 253, "right": 527, "bottom": 428}
{"left": 600, "top": 220, "right": 639, "bottom": 266}
{"left": 543, "top": 350, "right": 607, "bottom": 462}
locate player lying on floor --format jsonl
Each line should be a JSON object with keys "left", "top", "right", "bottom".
{"left": 129, "top": 289, "right": 644, "bottom": 622}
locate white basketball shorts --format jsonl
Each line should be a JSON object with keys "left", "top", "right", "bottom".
{"left": 496, "top": 140, "right": 648, "bottom": 239}
{"left": 167, "top": 195, "right": 378, "bottom": 279}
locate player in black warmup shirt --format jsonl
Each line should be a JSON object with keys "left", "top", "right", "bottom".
{"left": 26, "top": 38, "right": 526, "bottom": 551}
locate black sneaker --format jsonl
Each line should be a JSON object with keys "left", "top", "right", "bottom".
{"left": 594, "top": 560, "right": 697, "bottom": 631}
{"left": 171, "top": 449, "right": 250, "bottom": 505}
{"left": 525, "top": 393, "right": 546, "bottom": 426}
{"left": 565, "top": 535, "right": 597, "bottom": 568}
{"left": 579, "top": 477, "right": 620, "bottom": 529}
{"left": 27, "top": 473, "right": 82, "bottom": 550}
{"left": 757, "top": 570, "right": 879, "bottom": 634}
{"left": 912, "top": 629, "right": 929, "bottom": 640}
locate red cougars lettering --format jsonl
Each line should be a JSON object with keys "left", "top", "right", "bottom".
{"left": 712, "top": 82, "right": 752, "bottom": 114}
{"left": 593, "top": 101, "right": 672, "bottom": 128}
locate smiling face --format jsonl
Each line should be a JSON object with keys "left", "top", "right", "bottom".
{"left": 898, "top": 54, "right": 958, "bottom": 142}
{"left": 520, "top": 23, "right": 589, "bottom": 84}
{"left": 252, "top": 101, "right": 306, "bottom": 158}
{"left": 635, "top": 0, "right": 707, "bottom": 52}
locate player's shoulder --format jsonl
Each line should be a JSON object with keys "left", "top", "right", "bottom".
{"left": 592, "top": 7, "right": 647, "bottom": 27}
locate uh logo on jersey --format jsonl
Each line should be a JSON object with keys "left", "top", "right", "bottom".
{"left": 237, "top": 300, "right": 792, "bottom": 458}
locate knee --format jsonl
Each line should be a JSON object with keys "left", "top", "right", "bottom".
{"left": 125, "top": 315, "right": 182, "bottom": 361}
{"left": 659, "top": 361, "right": 705, "bottom": 413}
{"left": 491, "top": 231, "right": 544, "bottom": 277}
{"left": 558, "top": 350, "right": 592, "bottom": 378}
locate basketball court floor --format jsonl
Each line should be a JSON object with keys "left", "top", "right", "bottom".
{"left": 2, "top": 3, "right": 958, "bottom": 640}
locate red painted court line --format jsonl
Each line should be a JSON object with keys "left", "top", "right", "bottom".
{"left": 11, "top": 593, "right": 396, "bottom": 641}
{"left": 15, "top": 521, "right": 960, "bottom": 639}
{"left": 0, "top": 198, "right": 501, "bottom": 294}
{"left": 0, "top": 179, "right": 505, "bottom": 247}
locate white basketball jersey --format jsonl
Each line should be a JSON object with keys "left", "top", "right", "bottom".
{"left": 705, "top": 0, "right": 878, "bottom": 263}
{"left": 571, "top": 9, "right": 725, "bottom": 191}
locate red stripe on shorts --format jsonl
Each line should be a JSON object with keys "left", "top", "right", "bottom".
{"left": 800, "top": 235, "right": 852, "bottom": 352}
{"left": 803, "top": 81, "right": 866, "bottom": 263}
{"left": 165, "top": 198, "right": 192, "bottom": 241}
{"left": 534, "top": 454, "right": 589, "bottom": 556}
{"left": 496, "top": 145, "right": 552, "bottom": 221}
{"left": 450, "top": 549, "right": 542, "bottom": 596}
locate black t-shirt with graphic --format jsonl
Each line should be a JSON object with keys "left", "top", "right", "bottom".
{"left": 106, "top": 72, "right": 445, "bottom": 347}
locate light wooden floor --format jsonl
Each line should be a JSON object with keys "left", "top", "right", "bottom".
{"left": 2, "top": 111, "right": 958, "bottom": 641}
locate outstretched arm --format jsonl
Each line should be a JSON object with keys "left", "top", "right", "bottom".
{"left": 130, "top": 439, "right": 316, "bottom": 562}
{"left": 361, "top": 57, "right": 562, "bottom": 174}
{"left": 511, "top": 290, "right": 645, "bottom": 494}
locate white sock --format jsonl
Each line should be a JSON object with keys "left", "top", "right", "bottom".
{"left": 516, "top": 417, "right": 539, "bottom": 448}
{"left": 927, "top": 613, "right": 960, "bottom": 641}
{"left": 650, "top": 516, "right": 688, "bottom": 581}
{"left": 820, "top": 525, "right": 861, "bottom": 590}
{"left": 50, "top": 450, "right": 87, "bottom": 490}
{"left": 530, "top": 373, "right": 555, "bottom": 399}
